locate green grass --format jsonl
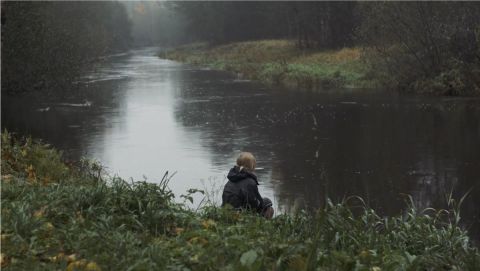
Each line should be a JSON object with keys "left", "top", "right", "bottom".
{"left": 1, "top": 131, "right": 479, "bottom": 270}
{"left": 160, "top": 40, "right": 376, "bottom": 89}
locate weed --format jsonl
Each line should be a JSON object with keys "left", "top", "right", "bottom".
{"left": 161, "top": 40, "right": 377, "bottom": 90}
{"left": 2, "top": 132, "right": 479, "bottom": 270}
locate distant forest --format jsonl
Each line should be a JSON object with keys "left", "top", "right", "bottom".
{"left": 2, "top": 1, "right": 479, "bottom": 95}
{"left": 169, "top": 1, "right": 480, "bottom": 94}
{"left": 1, "top": 1, "right": 131, "bottom": 95}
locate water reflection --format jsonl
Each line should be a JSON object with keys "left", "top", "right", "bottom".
{"left": 2, "top": 48, "right": 479, "bottom": 240}
{"left": 171, "top": 67, "right": 480, "bottom": 240}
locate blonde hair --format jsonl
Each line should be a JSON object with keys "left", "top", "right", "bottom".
{"left": 236, "top": 152, "right": 256, "bottom": 172}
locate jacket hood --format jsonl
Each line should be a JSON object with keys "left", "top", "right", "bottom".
{"left": 227, "top": 166, "right": 258, "bottom": 184}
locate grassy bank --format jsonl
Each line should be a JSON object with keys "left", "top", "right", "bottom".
{"left": 2, "top": 132, "right": 479, "bottom": 270}
{"left": 160, "top": 40, "right": 375, "bottom": 90}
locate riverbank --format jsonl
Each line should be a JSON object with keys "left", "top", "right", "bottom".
{"left": 160, "top": 40, "right": 376, "bottom": 90}
{"left": 2, "top": 132, "right": 479, "bottom": 270}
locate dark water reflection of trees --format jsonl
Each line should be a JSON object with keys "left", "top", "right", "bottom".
{"left": 172, "top": 70, "right": 480, "bottom": 240}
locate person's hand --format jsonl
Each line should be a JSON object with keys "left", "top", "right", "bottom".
{"left": 263, "top": 207, "right": 274, "bottom": 219}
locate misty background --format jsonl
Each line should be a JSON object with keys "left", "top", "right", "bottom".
{"left": 1, "top": 1, "right": 479, "bottom": 241}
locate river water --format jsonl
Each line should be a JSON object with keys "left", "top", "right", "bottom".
{"left": 3, "top": 48, "right": 480, "bottom": 238}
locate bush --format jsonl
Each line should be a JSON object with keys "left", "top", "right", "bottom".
{"left": 1, "top": 131, "right": 69, "bottom": 184}
{"left": 357, "top": 2, "right": 480, "bottom": 95}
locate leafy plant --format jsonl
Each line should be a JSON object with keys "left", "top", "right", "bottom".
{"left": 2, "top": 132, "right": 479, "bottom": 270}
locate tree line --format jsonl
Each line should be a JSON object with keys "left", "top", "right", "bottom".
{"left": 169, "top": 1, "right": 480, "bottom": 94}
{"left": 1, "top": 1, "right": 132, "bottom": 95}
{"left": 1, "top": 1, "right": 478, "bottom": 95}
{"left": 168, "top": 1, "right": 357, "bottom": 49}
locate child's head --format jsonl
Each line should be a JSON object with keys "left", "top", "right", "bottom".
{"left": 236, "top": 152, "right": 256, "bottom": 172}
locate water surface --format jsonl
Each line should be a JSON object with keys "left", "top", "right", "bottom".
{"left": 3, "top": 48, "right": 479, "bottom": 239}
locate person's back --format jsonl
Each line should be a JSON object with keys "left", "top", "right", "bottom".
{"left": 222, "top": 165, "right": 263, "bottom": 212}
{"left": 221, "top": 152, "right": 274, "bottom": 218}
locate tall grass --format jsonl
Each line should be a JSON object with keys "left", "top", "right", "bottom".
{"left": 161, "top": 40, "right": 375, "bottom": 90}
{"left": 1, "top": 132, "right": 479, "bottom": 270}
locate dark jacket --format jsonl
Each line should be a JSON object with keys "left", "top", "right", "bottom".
{"left": 222, "top": 166, "right": 264, "bottom": 213}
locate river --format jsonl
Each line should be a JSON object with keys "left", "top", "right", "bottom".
{"left": 2, "top": 47, "right": 480, "bottom": 239}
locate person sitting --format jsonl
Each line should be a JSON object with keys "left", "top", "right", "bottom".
{"left": 221, "top": 152, "right": 274, "bottom": 219}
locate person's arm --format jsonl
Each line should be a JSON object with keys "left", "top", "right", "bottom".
{"left": 246, "top": 181, "right": 264, "bottom": 213}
